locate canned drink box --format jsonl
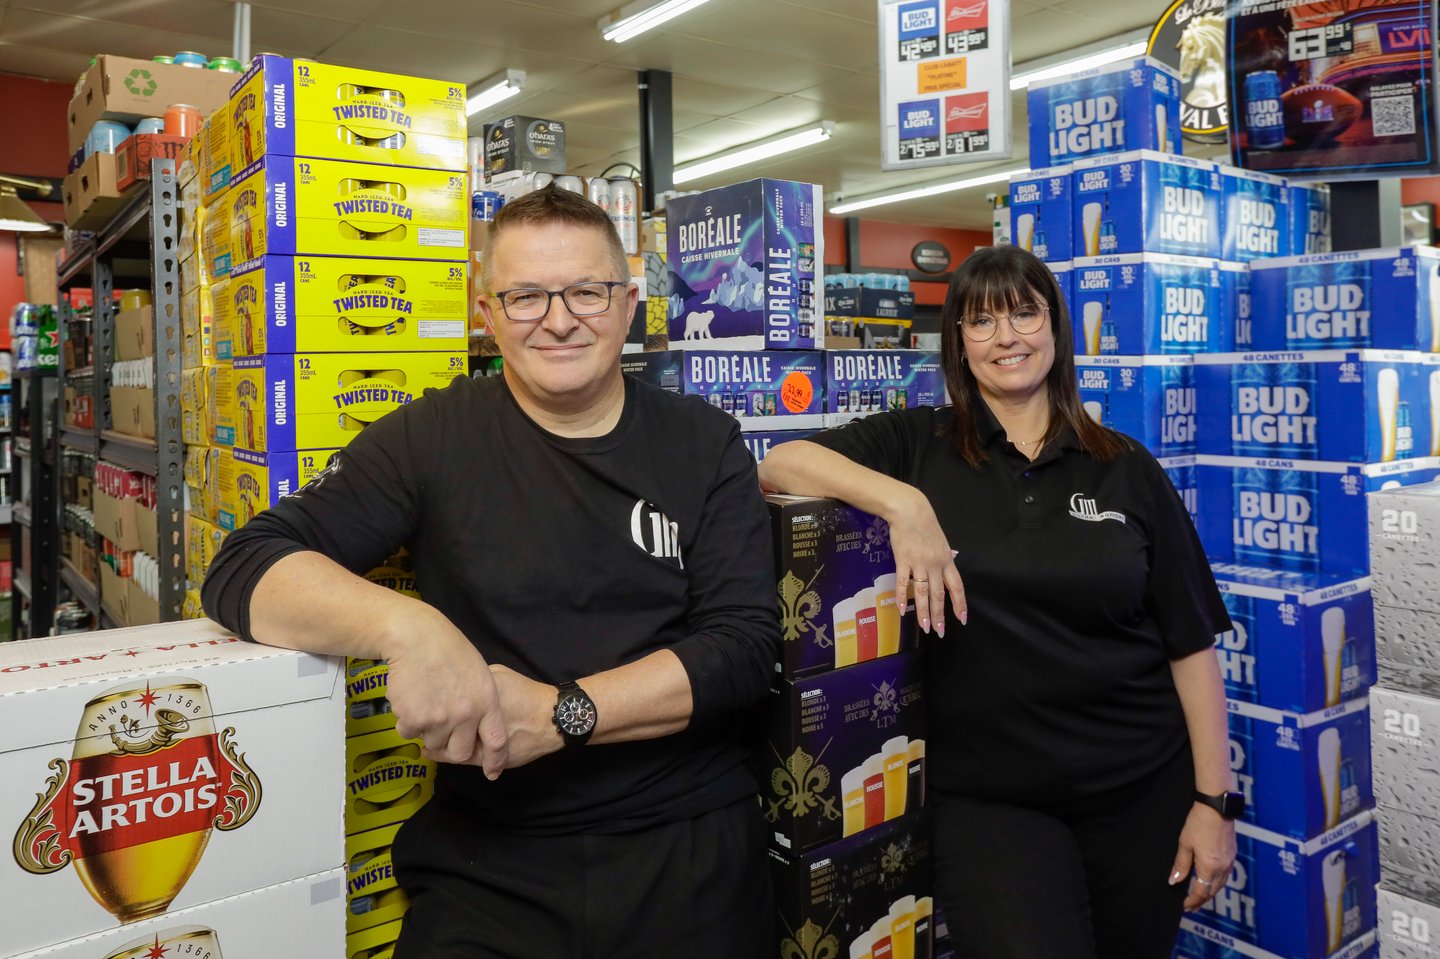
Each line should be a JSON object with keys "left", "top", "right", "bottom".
{"left": 346, "top": 658, "right": 395, "bottom": 737}
{"left": 227, "top": 156, "right": 468, "bottom": 267}
{"left": 1289, "top": 184, "right": 1332, "bottom": 256}
{"left": 742, "top": 429, "right": 816, "bottom": 464}
{"left": 1210, "top": 564, "right": 1375, "bottom": 713}
{"left": 182, "top": 588, "right": 205, "bottom": 620}
{"left": 200, "top": 191, "right": 232, "bottom": 280}
{"left": 823, "top": 286, "right": 916, "bottom": 320}
{"left": 1374, "top": 886, "right": 1440, "bottom": 959}
{"left": 621, "top": 349, "right": 826, "bottom": 432}
{"left": 347, "top": 918, "right": 403, "bottom": 959}
{"left": 219, "top": 351, "right": 465, "bottom": 452}
{"left": 1174, "top": 919, "right": 1376, "bottom": 959}
{"left": 1370, "top": 685, "right": 1440, "bottom": 820}
{"left": 1223, "top": 261, "right": 1254, "bottom": 350}
{"left": 824, "top": 350, "right": 945, "bottom": 426}
{"left": 1009, "top": 165, "right": 1074, "bottom": 262}
{"left": 1368, "top": 480, "right": 1440, "bottom": 613}
{"left": 1070, "top": 253, "right": 1231, "bottom": 355}
{"left": 184, "top": 513, "right": 225, "bottom": 587}
{"left": 1374, "top": 602, "right": 1440, "bottom": 698}
{"left": 1187, "top": 812, "right": 1379, "bottom": 959}
{"left": 483, "top": 115, "right": 567, "bottom": 178}
{"left": 1249, "top": 247, "right": 1440, "bottom": 352}
{"left": 1158, "top": 453, "right": 1199, "bottom": 524}
{"left": 1075, "top": 354, "right": 1197, "bottom": 456}
{"left": 345, "top": 728, "right": 435, "bottom": 834}
{"left": 204, "top": 105, "right": 232, "bottom": 197}
{"left": 1378, "top": 804, "right": 1440, "bottom": 909}
{"left": 1026, "top": 56, "right": 1181, "bottom": 168}
{"left": 1220, "top": 166, "right": 1291, "bottom": 262}
{"left": 1048, "top": 259, "right": 1074, "bottom": 315}
{"left": 216, "top": 255, "right": 468, "bottom": 357}
{"left": 184, "top": 444, "right": 226, "bottom": 525}
{"left": 665, "top": 178, "right": 825, "bottom": 351}
{"left": 1071, "top": 151, "right": 1223, "bottom": 259}
{"left": 181, "top": 281, "right": 218, "bottom": 369}
{"left": 218, "top": 448, "right": 341, "bottom": 531}
{"left": 230, "top": 56, "right": 466, "bottom": 177}
{"left": 346, "top": 822, "right": 408, "bottom": 934}
{"left": 181, "top": 367, "right": 211, "bottom": 446}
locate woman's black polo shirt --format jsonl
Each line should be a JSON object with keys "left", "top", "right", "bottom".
{"left": 808, "top": 405, "right": 1230, "bottom": 806}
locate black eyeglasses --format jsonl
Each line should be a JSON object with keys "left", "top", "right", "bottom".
{"left": 958, "top": 303, "right": 1049, "bottom": 342}
{"left": 490, "top": 281, "right": 628, "bottom": 321}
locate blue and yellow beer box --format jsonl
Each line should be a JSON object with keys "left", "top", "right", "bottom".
{"left": 206, "top": 104, "right": 233, "bottom": 197}
{"left": 219, "top": 447, "right": 341, "bottom": 531}
{"left": 184, "top": 444, "right": 227, "bottom": 527}
{"left": 180, "top": 171, "right": 203, "bottom": 262}
{"left": 228, "top": 156, "right": 468, "bottom": 266}
{"left": 202, "top": 191, "right": 233, "bottom": 279}
{"left": 182, "top": 280, "right": 219, "bottom": 369}
{"left": 346, "top": 822, "right": 409, "bottom": 934}
{"left": 347, "top": 920, "right": 403, "bottom": 959}
{"left": 185, "top": 513, "right": 226, "bottom": 586}
{"left": 217, "top": 255, "right": 467, "bottom": 357}
{"left": 182, "top": 588, "right": 205, "bottom": 619}
{"left": 181, "top": 367, "right": 211, "bottom": 445}
{"left": 222, "top": 351, "right": 465, "bottom": 452}
{"left": 346, "top": 729, "right": 435, "bottom": 834}
{"left": 231, "top": 56, "right": 466, "bottom": 176}
{"left": 346, "top": 658, "right": 396, "bottom": 737}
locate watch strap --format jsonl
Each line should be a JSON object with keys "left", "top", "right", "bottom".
{"left": 553, "top": 681, "right": 595, "bottom": 747}
{"left": 1194, "top": 789, "right": 1243, "bottom": 820}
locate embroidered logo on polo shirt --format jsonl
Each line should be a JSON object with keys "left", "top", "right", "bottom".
{"left": 1068, "top": 493, "right": 1126, "bottom": 524}
{"left": 630, "top": 499, "right": 684, "bottom": 568}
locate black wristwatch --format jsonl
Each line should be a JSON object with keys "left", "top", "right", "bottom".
{"left": 1194, "top": 790, "right": 1246, "bottom": 820}
{"left": 552, "top": 681, "right": 597, "bottom": 748}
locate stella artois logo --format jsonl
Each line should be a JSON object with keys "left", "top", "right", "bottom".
{"left": 13, "top": 680, "right": 262, "bottom": 924}
{"left": 101, "top": 925, "right": 223, "bottom": 959}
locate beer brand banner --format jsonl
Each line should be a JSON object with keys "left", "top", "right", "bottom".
{"left": 1227, "top": 0, "right": 1438, "bottom": 178}
{"left": 877, "top": 0, "right": 1013, "bottom": 170}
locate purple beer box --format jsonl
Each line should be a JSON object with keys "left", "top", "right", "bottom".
{"left": 1187, "top": 813, "right": 1379, "bottom": 959}
{"left": 1026, "top": 56, "right": 1181, "bottom": 168}
{"left": 1211, "top": 564, "right": 1375, "bottom": 713}
{"left": 1071, "top": 253, "right": 1231, "bottom": 355}
{"left": 665, "top": 178, "right": 824, "bottom": 351}
{"left": 766, "top": 495, "right": 918, "bottom": 679}
{"left": 1071, "top": 151, "right": 1222, "bottom": 258}
{"left": 744, "top": 430, "right": 816, "bottom": 464}
{"left": 824, "top": 350, "right": 945, "bottom": 426}
{"left": 1174, "top": 919, "right": 1376, "bottom": 959}
{"left": 1221, "top": 167, "right": 1291, "bottom": 262}
{"left": 1375, "top": 887, "right": 1440, "bottom": 959}
{"left": 621, "top": 349, "right": 825, "bottom": 432}
{"left": 1075, "top": 354, "right": 1196, "bottom": 456}
{"left": 1009, "top": 166, "right": 1073, "bottom": 262}
{"left": 1288, "top": 184, "right": 1332, "bottom": 256}
{"left": 1249, "top": 247, "right": 1440, "bottom": 352}
{"left": 771, "top": 813, "right": 934, "bottom": 959}
{"left": 761, "top": 651, "right": 925, "bottom": 853}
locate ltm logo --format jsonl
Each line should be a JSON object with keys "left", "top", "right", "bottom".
{"left": 630, "top": 501, "right": 682, "bottom": 568}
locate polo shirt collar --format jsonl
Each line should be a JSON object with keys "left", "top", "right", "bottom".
{"left": 973, "top": 397, "right": 1083, "bottom": 464}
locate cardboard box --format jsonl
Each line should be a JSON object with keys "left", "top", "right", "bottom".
{"left": 1174, "top": 919, "right": 1376, "bottom": 959}
{"left": 346, "top": 658, "right": 396, "bottom": 738}
{"left": 61, "top": 152, "right": 129, "bottom": 230}
{"left": 1378, "top": 804, "right": 1440, "bottom": 908}
{"left": 114, "top": 305, "right": 154, "bottom": 361}
{"left": 1289, "top": 184, "right": 1332, "bottom": 256}
{"left": 1070, "top": 254, "right": 1231, "bottom": 354}
{"left": 0, "top": 622, "right": 344, "bottom": 957}
{"left": 125, "top": 577, "right": 161, "bottom": 627}
{"left": 109, "top": 384, "right": 156, "bottom": 440}
{"left": 761, "top": 651, "right": 926, "bottom": 852}
{"left": 345, "top": 822, "right": 408, "bottom": 934}
{"left": 115, "top": 133, "right": 189, "bottom": 192}
{"left": 1187, "top": 812, "right": 1378, "bottom": 959}
{"left": 227, "top": 156, "right": 468, "bottom": 266}
{"left": 1220, "top": 166, "right": 1291, "bottom": 263}
{"left": 1375, "top": 887, "right": 1439, "bottom": 959}
{"left": 1249, "top": 247, "right": 1440, "bottom": 352}
{"left": 824, "top": 287, "right": 916, "bottom": 320}
{"left": 204, "top": 106, "right": 232, "bottom": 198}
{"left": 1225, "top": 261, "right": 1256, "bottom": 350}
{"left": 1071, "top": 151, "right": 1223, "bottom": 258}
{"left": 1370, "top": 686, "right": 1440, "bottom": 819}
{"left": 220, "top": 351, "right": 464, "bottom": 452}
{"left": 1210, "top": 564, "right": 1375, "bottom": 712}
{"left": 1374, "top": 602, "right": 1440, "bottom": 698}
{"left": 1160, "top": 453, "right": 1200, "bottom": 524}
{"left": 741, "top": 429, "right": 817, "bottom": 464}
{"left": 1369, "top": 480, "right": 1440, "bottom": 613}
{"left": 185, "top": 514, "right": 225, "bottom": 588}
{"left": 1227, "top": 696, "right": 1372, "bottom": 839}
{"left": 181, "top": 281, "right": 218, "bottom": 369}
{"left": 1049, "top": 259, "right": 1074, "bottom": 314}
{"left": 181, "top": 367, "right": 210, "bottom": 446}
{"left": 184, "top": 445, "right": 227, "bottom": 526}
{"left": 98, "top": 562, "right": 129, "bottom": 625}
{"left": 771, "top": 814, "right": 933, "bottom": 959}
{"left": 217, "top": 255, "right": 467, "bottom": 357}
{"left": 231, "top": 56, "right": 467, "bottom": 177}
{"left": 621, "top": 349, "right": 826, "bottom": 432}
{"left": 201, "top": 191, "right": 233, "bottom": 280}
{"left": 1075, "top": 354, "right": 1197, "bottom": 456}
{"left": 766, "top": 495, "right": 919, "bottom": 679}
{"left": 347, "top": 919, "right": 403, "bottom": 959}
{"left": 218, "top": 448, "right": 341, "bottom": 531}
{"left": 1027, "top": 56, "right": 1181, "bottom": 167}
{"left": 666, "top": 178, "right": 824, "bottom": 351}
{"left": 1009, "top": 165, "right": 1074, "bottom": 262}
{"left": 483, "top": 114, "right": 567, "bottom": 177}
{"left": 1196, "top": 456, "right": 1440, "bottom": 576}
{"left": 92, "top": 488, "right": 150, "bottom": 553}
{"left": 345, "top": 728, "right": 435, "bottom": 834}
{"left": 66, "top": 55, "right": 234, "bottom": 153}
{"left": 823, "top": 350, "right": 944, "bottom": 425}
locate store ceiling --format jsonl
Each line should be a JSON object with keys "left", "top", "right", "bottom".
{"left": 0, "top": 0, "right": 1166, "bottom": 229}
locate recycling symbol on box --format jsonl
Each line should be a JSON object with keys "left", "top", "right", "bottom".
{"left": 125, "top": 69, "right": 157, "bottom": 97}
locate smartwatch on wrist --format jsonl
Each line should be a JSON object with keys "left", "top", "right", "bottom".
{"left": 1194, "top": 789, "right": 1246, "bottom": 820}
{"left": 552, "top": 681, "right": 597, "bottom": 748}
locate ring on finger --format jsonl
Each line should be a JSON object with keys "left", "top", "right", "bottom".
{"left": 1193, "top": 877, "right": 1214, "bottom": 888}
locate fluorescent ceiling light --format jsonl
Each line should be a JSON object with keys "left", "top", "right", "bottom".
{"left": 829, "top": 167, "right": 1026, "bottom": 216}
{"left": 674, "top": 122, "right": 836, "bottom": 185}
{"left": 1010, "top": 39, "right": 1149, "bottom": 90}
{"left": 600, "top": 0, "right": 715, "bottom": 43}
{"left": 466, "top": 69, "right": 525, "bottom": 117}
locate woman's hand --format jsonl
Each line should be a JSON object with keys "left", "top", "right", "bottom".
{"left": 1169, "top": 803, "right": 1237, "bottom": 910}
{"left": 887, "top": 486, "right": 967, "bottom": 636}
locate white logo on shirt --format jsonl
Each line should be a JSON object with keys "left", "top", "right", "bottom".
{"left": 631, "top": 500, "right": 684, "bottom": 567}
{"left": 1068, "top": 493, "right": 1127, "bottom": 524}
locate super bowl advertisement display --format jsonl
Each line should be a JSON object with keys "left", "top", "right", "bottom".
{"left": 1226, "top": 0, "right": 1437, "bottom": 177}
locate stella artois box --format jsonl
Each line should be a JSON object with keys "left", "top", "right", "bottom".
{"left": 1, "top": 621, "right": 345, "bottom": 957}
{"left": 8, "top": 867, "right": 345, "bottom": 957}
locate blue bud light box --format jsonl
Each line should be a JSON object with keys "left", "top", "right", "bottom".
{"left": 1220, "top": 166, "right": 1291, "bottom": 262}
{"left": 1288, "top": 184, "right": 1332, "bottom": 256}
{"left": 1071, "top": 151, "right": 1222, "bottom": 259}
{"left": 1075, "top": 355, "right": 1196, "bottom": 456}
{"left": 1071, "top": 253, "right": 1231, "bottom": 355}
{"left": 1008, "top": 166, "right": 1073, "bottom": 262}
{"left": 1174, "top": 918, "right": 1376, "bottom": 959}
{"left": 1026, "top": 56, "right": 1181, "bottom": 168}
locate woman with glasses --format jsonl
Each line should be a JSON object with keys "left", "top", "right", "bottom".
{"left": 758, "top": 245, "right": 1235, "bottom": 959}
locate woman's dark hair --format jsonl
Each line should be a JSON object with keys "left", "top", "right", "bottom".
{"left": 939, "top": 244, "right": 1129, "bottom": 467}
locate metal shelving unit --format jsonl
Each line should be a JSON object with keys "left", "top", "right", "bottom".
{"left": 9, "top": 366, "right": 58, "bottom": 638}
{"left": 54, "top": 158, "right": 185, "bottom": 628}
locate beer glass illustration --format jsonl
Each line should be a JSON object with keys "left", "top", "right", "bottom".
{"left": 914, "top": 896, "right": 935, "bottom": 959}
{"left": 841, "top": 768, "right": 866, "bottom": 838}
{"left": 1083, "top": 400, "right": 1105, "bottom": 424}
{"left": 875, "top": 573, "right": 901, "bottom": 657}
{"left": 1322, "top": 607, "right": 1346, "bottom": 708}
{"left": 1082, "top": 301, "right": 1104, "bottom": 355}
{"left": 1015, "top": 212, "right": 1035, "bottom": 252}
{"left": 1156, "top": 103, "right": 1169, "bottom": 153}
{"left": 870, "top": 917, "right": 894, "bottom": 959}
{"left": 1322, "top": 849, "right": 1347, "bottom": 954}
{"left": 889, "top": 895, "right": 917, "bottom": 959}
{"left": 1082, "top": 202, "right": 1104, "bottom": 257}
{"left": 882, "top": 736, "right": 909, "bottom": 822}
{"left": 103, "top": 926, "right": 223, "bottom": 959}
{"left": 855, "top": 586, "right": 880, "bottom": 662}
{"left": 833, "top": 596, "right": 860, "bottom": 668}
{"left": 850, "top": 937, "right": 872, "bottom": 959}
{"left": 907, "top": 739, "right": 926, "bottom": 814}
{"left": 863, "top": 754, "right": 886, "bottom": 830}
{"left": 1318, "top": 727, "right": 1342, "bottom": 830}
{"left": 1378, "top": 368, "right": 1400, "bottom": 462}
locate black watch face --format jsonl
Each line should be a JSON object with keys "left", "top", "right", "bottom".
{"left": 1221, "top": 791, "right": 1246, "bottom": 819}
{"left": 556, "top": 693, "right": 596, "bottom": 736}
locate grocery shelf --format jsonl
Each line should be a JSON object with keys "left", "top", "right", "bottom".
{"left": 100, "top": 431, "right": 160, "bottom": 476}
{"left": 60, "top": 558, "right": 99, "bottom": 615}
{"left": 57, "top": 240, "right": 96, "bottom": 288}
{"left": 60, "top": 428, "right": 99, "bottom": 454}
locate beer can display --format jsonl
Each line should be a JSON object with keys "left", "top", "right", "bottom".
{"left": 586, "top": 176, "right": 611, "bottom": 213}
{"left": 207, "top": 57, "right": 243, "bottom": 73}
{"left": 164, "top": 104, "right": 201, "bottom": 140}
{"left": 608, "top": 177, "right": 639, "bottom": 255}
{"left": 1243, "top": 71, "right": 1286, "bottom": 151}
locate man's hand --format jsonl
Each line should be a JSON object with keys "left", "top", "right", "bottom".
{"left": 485, "top": 665, "right": 566, "bottom": 770}
{"left": 383, "top": 608, "right": 509, "bottom": 779}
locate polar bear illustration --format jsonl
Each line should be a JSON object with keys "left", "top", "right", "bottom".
{"left": 683, "top": 309, "right": 716, "bottom": 340}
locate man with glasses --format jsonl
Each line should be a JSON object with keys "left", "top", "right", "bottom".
{"left": 203, "top": 184, "right": 779, "bottom": 958}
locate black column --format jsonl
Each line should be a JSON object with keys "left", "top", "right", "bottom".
{"left": 638, "top": 69, "right": 674, "bottom": 214}
{"left": 1329, "top": 179, "right": 1403, "bottom": 250}
{"left": 845, "top": 217, "right": 861, "bottom": 271}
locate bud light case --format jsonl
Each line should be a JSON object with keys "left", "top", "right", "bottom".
{"left": 1249, "top": 247, "right": 1440, "bottom": 352}
{"left": 744, "top": 430, "right": 816, "bottom": 464}
{"left": 1075, "top": 355, "right": 1197, "bottom": 456}
{"left": 1222, "top": 261, "right": 1255, "bottom": 350}
{"left": 1188, "top": 812, "right": 1378, "bottom": 959}
{"left": 623, "top": 349, "right": 824, "bottom": 432}
{"left": 1071, "top": 151, "right": 1222, "bottom": 258}
{"left": 665, "top": 178, "right": 825, "bottom": 351}
{"left": 1047, "top": 260, "right": 1074, "bottom": 316}
{"left": 1288, "top": 184, "right": 1332, "bottom": 255}
{"left": 1008, "top": 166, "right": 1073, "bottom": 262}
{"left": 1221, "top": 167, "right": 1291, "bottom": 262}
{"left": 824, "top": 350, "right": 944, "bottom": 426}
{"left": 1071, "top": 253, "right": 1231, "bottom": 355}
{"left": 1158, "top": 454, "right": 1200, "bottom": 524}
{"left": 1174, "top": 919, "right": 1377, "bottom": 959}
{"left": 1026, "top": 56, "right": 1181, "bottom": 168}
{"left": 1210, "top": 563, "right": 1375, "bottom": 713}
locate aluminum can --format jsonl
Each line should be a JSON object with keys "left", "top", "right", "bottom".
{"left": 173, "top": 51, "right": 209, "bottom": 68}
{"left": 586, "top": 176, "right": 612, "bottom": 213}
{"left": 1244, "top": 71, "right": 1286, "bottom": 150}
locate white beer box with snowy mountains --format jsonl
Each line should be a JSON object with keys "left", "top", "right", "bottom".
{"left": 0, "top": 620, "right": 343, "bottom": 958}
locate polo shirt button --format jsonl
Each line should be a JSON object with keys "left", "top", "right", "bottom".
{"left": 1023, "top": 471, "right": 1032, "bottom": 478}
{"left": 1024, "top": 495, "right": 1035, "bottom": 504}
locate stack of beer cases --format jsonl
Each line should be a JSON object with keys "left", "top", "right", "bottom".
{"left": 0, "top": 620, "right": 347, "bottom": 957}
{"left": 1368, "top": 481, "right": 1440, "bottom": 959}
{"left": 763, "top": 494, "right": 938, "bottom": 959}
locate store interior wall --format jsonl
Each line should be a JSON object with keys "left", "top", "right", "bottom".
{"left": 0, "top": 72, "right": 71, "bottom": 336}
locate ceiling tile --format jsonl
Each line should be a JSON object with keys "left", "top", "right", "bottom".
{"left": 251, "top": 0, "right": 392, "bottom": 24}
{"left": 671, "top": 76, "right": 776, "bottom": 120}
{"left": 603, "top": 34, "right": 857, "bottom": 98}
{"left": 665, "top": 0, "right": 883, "bottom": 66}
{"left": 791, "top": 71, "right": 883, "bottom": 113}
{"left": 0, "top": 7, "right": 214, "bottom": 61}
{"left": 6, "top": 0, "right": 234, "bottom": 44}
{"left": 0, "top": 41, "right": 90, "bottom": 82}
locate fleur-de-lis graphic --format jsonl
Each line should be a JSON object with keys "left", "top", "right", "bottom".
{"left": 780, "top": 919, "right": 841, "bottom": 959}
{"left": 778, "top": 568, "right": 830, "bottom": 649}
{"left": 863, "top": 516, "right": 892, "bottom": 560}
{"left": 872, "top": 680, "right": 900, "bottom": 718}
{"left": 768, "top": 743, "right": 841, "bottom": 823}
{"left": 879, "top": 839, "right": 911, "bottom": 889}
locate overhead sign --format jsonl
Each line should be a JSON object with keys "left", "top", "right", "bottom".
{"left": 1148, "top": 0, "right": 1231, "bottom": 143}
{"left": 877, "top": 0, "right": 1012, "bottom": 171}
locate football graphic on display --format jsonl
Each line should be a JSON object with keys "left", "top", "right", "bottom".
{"left": 1281, "top": 83, "right": 1363, "bottom": 146}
